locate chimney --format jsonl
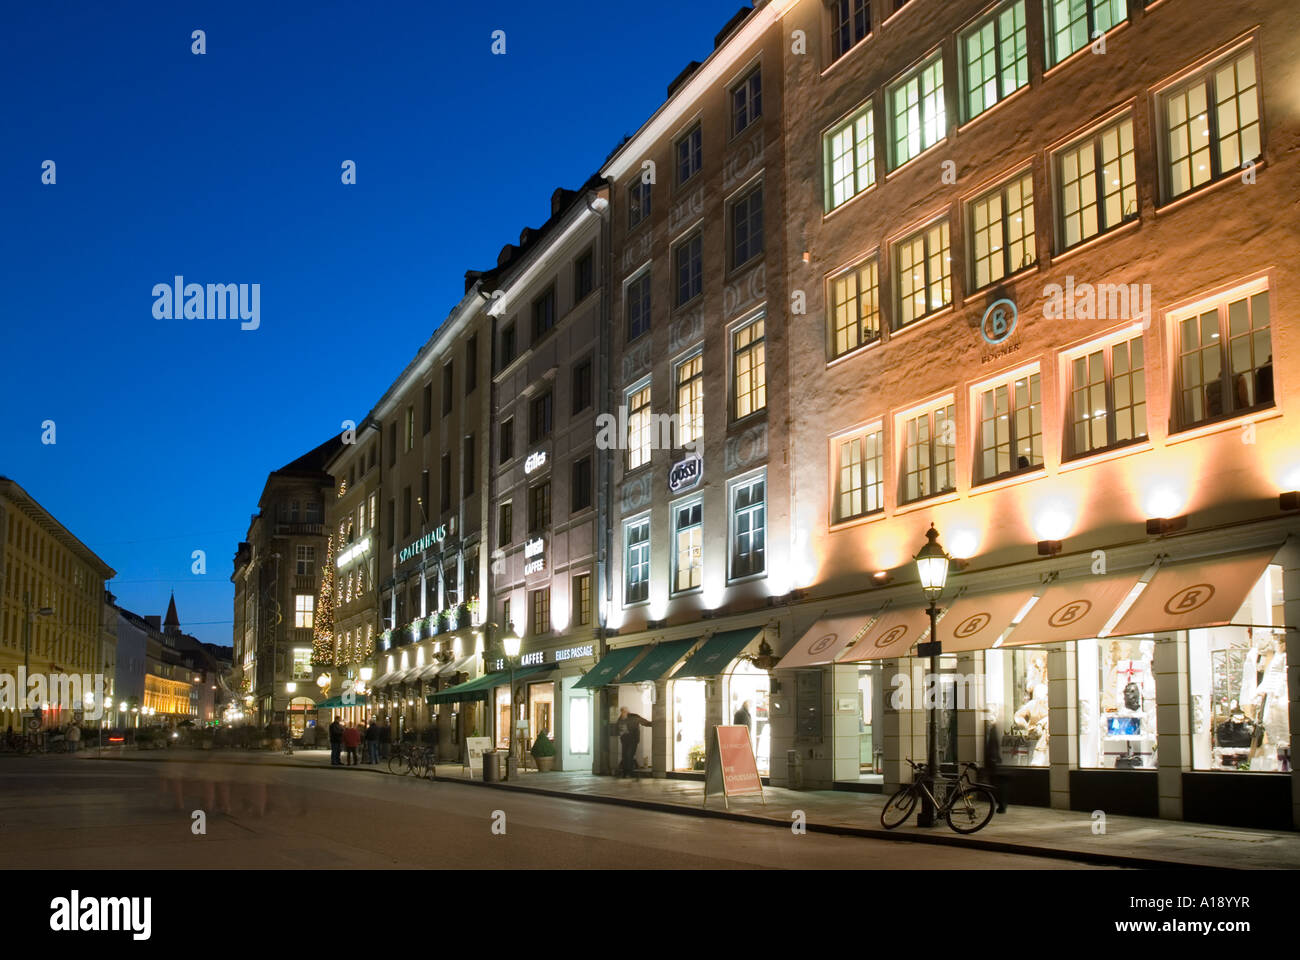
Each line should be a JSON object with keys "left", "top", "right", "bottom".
{"left": 145, "top": 616, "right": 161, "bottom": 631}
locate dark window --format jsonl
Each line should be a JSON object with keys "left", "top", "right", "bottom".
{"left": 463, "top": 434, "right": 475, "bottom": 495}
{"left": 387, "top": 498, "right": 395, "bottom": 548}
{"left": 368, "top": 444, "right": 376, "bottom": 471}
{"left": 731, "top": 67, "right": 762, "bottom": 136}
{"left": 573, "top": 573, "right": 591, "bottom": 626}
{"left": 529, "top": 392, "right": 553, "bottom": 443}
{"left": 501, "top": 322, "right": 517, "bottom": 369}
{"left": 572, "top": 358, "right": 593, "bottom": 414}
{"left": 388, "top": 423, "right": 397, "bottom": 466}
{"left": 532, "top": 286, "right": 556, "bottom": 341}
{"left": 629, "top": 179, "right": 652, "bottom": 229}
{"left": 571, "top": 456, "right": 592, "bottom": 512}
{"left": 528, "top": 482, "right": 551, "bottom": 533}
{"left": 676, "top": 125, "right": 702, "bottom": 184}
{"left": 402, "top": 486, "right": 412, "bottom": 537}
{"left": 626, "top": 270, "right": 651, "bottom": 341}
{"left": 464, "top": 550, "right": 479, "bottom": 601}
{"left": 465, "top": 334, "right": 478, "bottom": 394}
{"left": 499, "top": 417, "right": 515, "bottom": 463}
{"left": 831, "top": 0, "right": 870, "bottom": 61}
{"left": 498, "top": 503, "right": 513, "bottom": 547}
{"left": 442, "top": 363, "right": 454, "bottom": 415}
{"left": 440, "top": 453, "right": 452, "bottom": 512}
{"left": 422, "top": 384, "right": 432, "bottom": 435}
{"left": 420, "top": 471, "right": 430, "bottom": 524}
{"left": 675, "top": 233, "right": 703, "bottom": 306}
{"left": 730, "top": 183, "right": 764, "bottom": 269}
{"left": 575, "top": 248, "right": 594, "bottom": 302}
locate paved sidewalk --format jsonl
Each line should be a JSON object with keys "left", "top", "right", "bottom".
{"left": 75, "top": 747, "right": 1300, "bottom": 869}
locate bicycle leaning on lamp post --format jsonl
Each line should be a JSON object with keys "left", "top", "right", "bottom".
{"left": 912, "top": 524, "right": 951, "bottom": 828}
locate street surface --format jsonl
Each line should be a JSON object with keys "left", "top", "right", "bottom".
{"left": 0, "top": 757, "right": 1111, "bottom": 869}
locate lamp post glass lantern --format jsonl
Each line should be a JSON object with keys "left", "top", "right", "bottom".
{"left": 913, "top": 524, "right": 950, "bottom": 828}
{"left": 503, "top": 624, "right": 522, "bottom": 779}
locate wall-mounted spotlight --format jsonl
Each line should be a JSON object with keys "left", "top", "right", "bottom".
{"left": 1280, "top": 491, "right": 1300, "bottom": 512}
{"left": 1037, "top": 540, "right": 1063, "bottom": 556}
{"left": 1146, "top": 516, "right": 1188, "bottom": 535}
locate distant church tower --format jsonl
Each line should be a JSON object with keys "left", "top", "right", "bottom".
{"left": 164, "top": 592, "right": 181, "bottom": 636}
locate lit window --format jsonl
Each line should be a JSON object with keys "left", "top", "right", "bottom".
{"left": 292, "top": 648, "right": 312, "bottom": 680}
{"left": 530, "top": 588, "right": 550, "bottom": 637}
{"left": 1162, "top": 48, "right": 1261, "bottom": 201}
{"left": 1055, "top": 115, "right": 1137, "bottom": 250}
{"left": 834, "top": 426, "right": 884, "bottom": 522}
{"left": 901, "top": 402, "right": 956, "bottom": 503}
{"left": 961, "top": 1, "right": 1028, "bottom": 122}
{"left": 625, "top": 518, "right": 650, "bottom": 605}
{"left": 730, "top": 475, "right": 766, "bottom": 580}
{"left": 1067, "top": 333, "right": 1147, "bottom": 457}
{"left": 824, "top": 103, "right": 874, "bottom": 211}
{"left": 894, "top": 219, "right": 951, "bottom": 327}
{"left": 627, "top": 382, "right": 653, "bottom": 470}
{"left": 1045, "top": 0, "right": 1126, "bottom": 68}
{"left": 976, "top": 371, "right": 1043, "bottom": 482}
{"left": 673, "top": 501, "right": 703, "bottom": 593}
{"left": 1174, "top": 283, "right": 1272, "bottom": 429}
{"left": 828, "top": 256, "right": 880, "bottom": 358}
{"left": 732, "top": 316, "right": 766, "bottom": 419}
{"left": 573, "top": 573, "right": 591, "bottom": 627}
{"left": 889, "top": 54, "right": 945, "bottom": 170}
{"left": 969, "top": 171, "right": 1036, "bottom": 289}
{"left": 675, "top": 354, "right": 704, "bottom": 448}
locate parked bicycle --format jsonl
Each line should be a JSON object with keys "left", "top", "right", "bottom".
{"left": 881, "top": 759, "right": 997, "bottom": 834}
{"left": 388, "top": 743, "right": 435, "bottom": 777}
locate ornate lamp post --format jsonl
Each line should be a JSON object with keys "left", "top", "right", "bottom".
{"left": 502, "top": 623, "right": 522, "bottom": 780}
{"left": 913, "top": 524, "right": 950, "bottom": 828}
{"left": 284, "top": 681, "right": 297, "bottom": 755}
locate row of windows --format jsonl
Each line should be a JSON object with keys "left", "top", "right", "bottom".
{"left": 498, "top": 247, "right": 599, "bottom": 371}
{"left": 392, "top": 333, "right": 481, "bottom": 466}
{"left": 831, "top": 281, "right": 1274, "bottom": 523}
{"left": 5, "top": 510, "right": 101, "bottom": 598}
{"left": 497, "top": 356, "right": 595, "bottom": 468}
{"left": 623, "top": 472, "right": 767, "bottom": 606}
{"left": 505, "top": 572, "right": 594, "bottom": 639}
{"left": 826, "top": 42, "right": 1262, "bottom": 361}
{"left": 496, "top": 455, "right": 594, "bottom": 548}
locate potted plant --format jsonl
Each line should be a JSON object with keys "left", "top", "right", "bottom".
{"left": 436, "top": 609, "right": 450, "bottom": 634}
{"left": 456, "top": 603, "right": 470, "bottom": 629}
{"left": 689, "top": 743, "right": 707, "bottom": 771}
{"left": 530, "top": 731, "right": 556, "bottom": 772}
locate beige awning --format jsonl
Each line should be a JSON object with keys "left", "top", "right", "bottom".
{"left": 776, "top": 613, "right": 876, "bottom": 668}
{"left": 836, "top": 606, "right": 932, "bottom": 662}
{"left": 999, "top": 573, "right": 1140, "bottom": 647}
{"left": 939, "top": 590, "right": 1037, "bottom": 653}
{"left": 1112, "top": 548, "right": 1278, "bottom": 637}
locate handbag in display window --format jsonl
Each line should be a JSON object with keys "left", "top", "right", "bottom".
{"left": 1114, "top": 743, "right": 1143, "bottom": 768}
{"left": 1215, "top": 716, "right": 1256, "bottom": 749}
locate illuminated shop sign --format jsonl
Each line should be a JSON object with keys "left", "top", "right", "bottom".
{"left": 555, "top": 644, "right": 593, "bottom": 661}
{"left": 524, "top": 450, "right": 548, "bottom": 474}
{"left": 524, "top": 537, "right": 545, "bottom": 575}
{"left": 669, "top": 454, "right": 702, "bottom": 492}
{"left": 520, "top": 651, "right": 545, "bottom": 667}
{"left": 516, "top": 645, "right": 594, "bottom": 669}
{"left": 399, "top": 525, "right": 447, "bottom": 563}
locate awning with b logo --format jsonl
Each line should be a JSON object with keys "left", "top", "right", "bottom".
{"left": 774, "top": 613, "right": 877, "bottom": 669}
{"left": 836, "top": 606, "right": 934, "bottom": 662}
{"left": 937, "top": 590, "right": 1037, "bottom": 652}
{"left": 998, "top": 573, "right": 1141, "bottom": 647}
{"left": 1111, "top": 548, "right": 1278, "bottom": 637}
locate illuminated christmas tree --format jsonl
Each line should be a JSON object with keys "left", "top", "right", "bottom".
{"left": 313, "top": 535, "right": 336, "bottom": 664}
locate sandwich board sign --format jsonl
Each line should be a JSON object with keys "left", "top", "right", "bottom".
{"left": 463, "top": 737, "right": 492, "bottom": 778}
{"left": 702, "top": 725, "right": 765, "bottom": 809}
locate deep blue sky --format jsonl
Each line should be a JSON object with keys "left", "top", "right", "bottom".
{"left": 1, "top": 0, "right": 747, "bottom": 647}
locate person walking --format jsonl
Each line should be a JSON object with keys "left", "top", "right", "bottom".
{"left": 66, "top": 720, "right": 81, "bottom": 754}
{"left": 379, "top": 720, "right": 391, "bottom": 760}
{"left": 342, "top": 722, "right": 361, "bottom": 766}
{"left": 614, "top": 707, "right": 652, "bottom": 778}
{"left": 984, "top": 710, "right": 1007, "bottom": 814}
{"left": 365, "top": 718, "right": 380, "bottom": 765}
{"left": 328, "top": 717, "right": 343, "bottom": 766}
{"left": 733, "top": 700, "right": 752, "bottom": 728}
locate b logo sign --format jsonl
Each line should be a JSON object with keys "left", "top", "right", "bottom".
{"left": 807, "top": 634, "right": 837, "bottom": 656}
{"left": 1048, "top": 599, "right": 1091, "bottom": 627}
{"left": 954, "top": 613, "right": 990, "bottom": 638}
{"left": 981, "top": 298, "right": 1018, "bottom": 345}
{"left": 1164, "top": 584, "right": 1215, "bottom": 616}
{"left": 874, "top": 625, "right": 909, "bottom": 649}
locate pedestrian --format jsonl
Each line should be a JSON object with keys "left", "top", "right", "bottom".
{"left": 66, "top": 720, "right": 81, "bottom": 753}
{"left": 365, "top": 718, "right": 380, "bottom": 765}
{"left": 379, "top": 720, "right": 391, "bottom": 759}
{"left": 984, "top": 709, "right": 1007, "bottom": 814}
{"left": 328, "top": 716, "right": 343, "bottom": 766}
{"left": 614, "top": 707, "right": 652, "bottom": 778}
{"left": 733, "top": 699, "right": 752, "bottom": 728}
{"left": 342, "top": 722, "right": 361, "bottom": 766}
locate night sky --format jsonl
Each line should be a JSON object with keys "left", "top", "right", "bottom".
{"left": 1, "top": 0, "right": 746, "bottom": 647}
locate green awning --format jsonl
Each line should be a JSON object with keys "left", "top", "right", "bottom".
{"left": 427, "top": 664, "right": 554, "bottom": 705}
{"left": 574, "top": 646, "right": 644, "bottom": 689}
{"left": 316, "top": 694, "right": 370, "bottom": 710}
{"left": 618, "top": 638, "right": 698, "bottom": 684}
{"left": 671, "top": 627, "right": 761, "bottom": 678}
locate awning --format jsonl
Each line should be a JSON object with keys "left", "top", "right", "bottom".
{"left": 939, "top": 589, "right": 1037, "bottom": 653}
{"left": 618, "top": 638, "right": 699, "bottom": 684}
{"left": 672, "top": 627, "right": 761, "bottom": 678}
{"left": 438, "top": 653, "right": 478, "bottom": 677}
{"left": 415, "top": 661, "right": 443, "bottom": 681}
{"left": 1000, "top": 572, "right": 1140, "bottom": 647}
{"left": 776, "top": 613, "right": 875, "bottom": 668}
{"left": 316, "top": 694, "right": 370, "bottom": 710}
{"left": 428, "top": 671, "right": 501, "bottom": 706}
{"left": 574, "top": 645, "right": 644, "bottom": 689}
{"left": 836, "top": 606, "right": 932, "bottom": 662}
{"left": 1112, "top": 548, "right": 1277, "bottom": 637}
{"left": 394, "top": 667, "right": 423, "bottom": 685}
{"left": 371, "top": 671, "right": 399, "bottom": 688}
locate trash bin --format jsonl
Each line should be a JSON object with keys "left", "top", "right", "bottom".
{"left": 483, "top": 750, "right": 501, "bottom": 782}
{"left": 787, "top": 749, "right": 804, "bottom": 790}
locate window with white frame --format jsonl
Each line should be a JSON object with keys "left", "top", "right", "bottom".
{"left": 732, "top": 316, "right": 766, "bottom": 418}
{"left": 677, "top": 124, "right": 702, "bottom": 184}
{"left": 961, "top": 0, "right": 1029, "bottom": 122}
{"left": 1066, "top": 332, "right": 1147, "bottom": 457}
{"left": 368, "top": 493, "right": 376, "bottom": 529}
{"left": 625, "top": 517, "right": 651, "bottom": 605}
{"left": 1044, "top": 0, "right": 1126, "bottom": 67}
{"left": 295, "top": 545, "right": 315, "bottom": 577}
{"left": 673, "top": 500, "right": 703, "bottom": 593}
{"left": 894, "top": 218, "right": 951, "bottom": 327}
{"left": 889, "top": 54, "right": 946, "bottom": 170}
{"left": 824, "top": 103, "right": 874, "bottom": 211}
{"left": 969, "top": 171, "right": 1036, "bottom": 289}
{"left": 829, "top": 256, "right": 881, "bottom": 358}
{"left": 1161, "top": 47, "right": 1261, "bottom": 202}
{"left": 292, "top": 648, "right": 313, "bottom": 680}
{"left": 900, "top": 401, "right": 956, "bottom": 503}
{"left": 730, "top": 474, "right": 766, "bottom": 580}
{"left": 292, "top": 595, "right": 313, "bottom": 629}
{"left": 834, "top": 425, "right": 885, "bottom": 523}
{"left": 975, "top": 369, "right": 1043, "bottom": 482}
{"left": 629, "top": 178, "right": 651, "bottom": 229}
{"left": 675, "top": 232, "right": 703, "bottom": 306}
{"left": 731, "top": 66, "right": 762, "bottom": 136}
{"left": 626, "top": 381, "right": 653, "bottom": 470}
{"left": 626, "top": 269, "right": 652, "bottom": 341}
{"left": 676, "top": 353, "right": 704, "bottom": 448}
{"left": 1055, "top": 115, "right": 1137, "bottom": 250}
{"left": 1173, "top": 281, "right": 1273, "bottom": 429}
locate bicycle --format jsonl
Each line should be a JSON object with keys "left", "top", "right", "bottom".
{"left": 881, "top": 759, "right": 997, "bottom": 834}
{"left": 387, "top": 743, "right": 412, "bottom": 775}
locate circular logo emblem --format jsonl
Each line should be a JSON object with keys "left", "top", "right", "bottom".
{"left": 954, "top": 612, "right": 991, "bottom": 638}
{"left": 874, "top": 625, "right": 909, "bottom": 649}
{"left": 807, "top": 633, "right": 837, "bottom": 656}
{"left": 1048, "top": 599, "right": 1092, "bottom": 628}
{"left": 981, "top": 298, "right": 1018, "bottom": 345}
{"left": 1164, "top": 583, "right": 1215, "bottom": 616}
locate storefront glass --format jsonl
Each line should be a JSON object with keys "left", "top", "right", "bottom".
{"left": 1078, "top": 636, "right": 1157, "bottom": 768}
{"left": 984, "top": 647, "right": 1050, "bottom": 766}
{"left": 528, "top": 681, "right": 555, "bottom": 746}
{"left": 562, "top": 676, "right": 591, "bottom": 762}
{"left": 671, "top": 679, "right": 708, "bottom": 771}
{"left": 1189, "top": 564, "right": 1289, "bottom": 772}
{"left": 725, "top": 661, "right": 770, "bottom": 775}
{"left": 616, "top": 683, "right": 654, "bottom": 772}
{"left": 495, "top": 686, "right": 511, "bottom": 749}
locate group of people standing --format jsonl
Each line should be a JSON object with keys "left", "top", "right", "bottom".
{"left": 327, "top": 717, "right": 391, "bottom": 766}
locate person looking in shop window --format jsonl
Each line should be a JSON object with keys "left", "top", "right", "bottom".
{"left": 615, "top": 707, "right": 652, "bottom": 778}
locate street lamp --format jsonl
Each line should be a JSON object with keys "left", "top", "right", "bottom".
{"left": 913, "top": 524, "right": 951, "bottom": 828}
{"left": 284, "top": 681, "right": 297, "bottom": 755}
{"left": 502, "top": 623, "right": 522, "bottom": 781}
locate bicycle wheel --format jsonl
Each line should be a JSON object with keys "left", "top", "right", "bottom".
{"left": 880, "top": 785, "right": 917, "bottom": 829}
{"left": 946, "top": 785, "right": 996, "bottom": 834}
{"left": 387, "top": 751, "right": 407, "bottom": 775}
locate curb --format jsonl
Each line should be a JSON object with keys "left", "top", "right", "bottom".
{"left": 77, "top": 753, "right": 1225, "bottom": 869}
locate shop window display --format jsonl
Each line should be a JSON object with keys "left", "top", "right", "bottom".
{"left": 984, "top": 647, "right": 1050, "bottom": 766}
{"left": 1189, "top": 565, "right": 1289, "bottom": 772}
{"left": 1078, "top": 636, "right": 1157, "bottom": 768}
{"left": 726, "top": 661, "right": 770, "bottom": 775}
{"left": 672, "top": 679, "right": 708, "bottom": 771}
